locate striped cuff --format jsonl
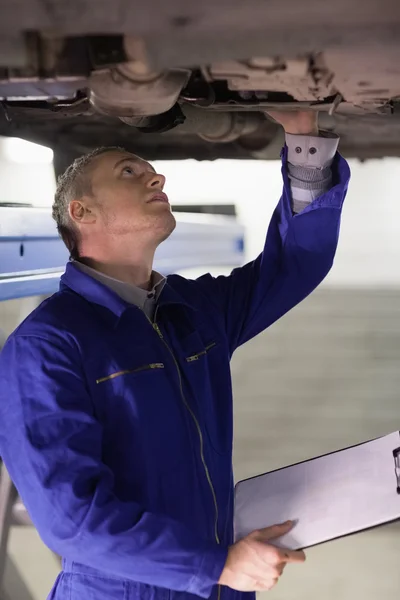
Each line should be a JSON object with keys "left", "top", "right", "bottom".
{"left": 285, "top": 131, "right": 339, "bottom": 213}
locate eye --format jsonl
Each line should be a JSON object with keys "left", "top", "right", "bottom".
{"left": 122, "top": 165, "right": 135, "bottom": 176}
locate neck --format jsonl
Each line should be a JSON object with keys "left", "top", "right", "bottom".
{"left": 78, "top": 243, "right": 156, "bottom": 290}
{"left": 81, "top": 258, "right": 154, "bottom": 290}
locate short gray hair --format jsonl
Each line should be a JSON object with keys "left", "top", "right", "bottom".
{"left": 52, "top": 146, "right": 127, "bottom": 259}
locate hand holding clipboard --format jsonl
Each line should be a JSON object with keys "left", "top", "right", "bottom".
{"left": 234, "top": 431, "right": 400, "bottom": 550}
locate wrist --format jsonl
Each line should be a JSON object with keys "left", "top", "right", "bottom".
{"left": 218, "top": 564, "right": 234, "bottom": 587}
{"left": 284, "top": 126, "right": 319, "bottom": 136}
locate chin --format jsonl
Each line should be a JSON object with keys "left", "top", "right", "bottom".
{"left": 155, "top": 211, "right": 176, "bottom": 243}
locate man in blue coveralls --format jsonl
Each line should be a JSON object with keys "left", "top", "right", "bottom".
{"left": 0, "top": 110, "right": 349, "bottom": 600}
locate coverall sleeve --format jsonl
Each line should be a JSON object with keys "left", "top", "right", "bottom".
{"left": 0, "top": 333, "right": 227, "bottom": 597}
{"left": 194, "top": 150, "right": 350, "bottom": 356}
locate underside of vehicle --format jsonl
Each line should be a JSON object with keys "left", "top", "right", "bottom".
{"left": 1, "top": 0, "right": 400, "bottom": 165}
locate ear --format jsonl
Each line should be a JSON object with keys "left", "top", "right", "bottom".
{"left": 69, "top": 196, "right": 97, "bottom": 225}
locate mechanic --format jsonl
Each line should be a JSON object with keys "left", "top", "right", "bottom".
{"left": 0, "top": 110, "right": 349, "bottom": 600}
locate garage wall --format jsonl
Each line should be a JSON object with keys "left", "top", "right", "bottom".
{"left": 231, "top": 286, "right": 400, "bottom": 600}
{"left": 232, "top": 287, "right": 400, "bottom": 480}
{"left": 157, "top": 156, "right": 400, "bottom": 287}
{"left": 0, "top": 138, "right": 55, "bottom": 207}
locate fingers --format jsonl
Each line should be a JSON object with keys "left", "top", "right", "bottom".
{"left": 253, "top": 577, "right": 280, "bottom": 592}
{"left": 251, "top": 552, "right": 304, "bottom": 592}
{"left": 249, "top": 521, "right": 306, "bottom": 565}
{"left": 274, "top": 562, "right": 286, "bottom": 576}
{"left": 265, "top": 546, "right": 305, "bottom": 566}
{"left": 265, "top": 110, "right": 319, "bottom": 135}
{"left": 248, "top": 558, "right": 291, "bottom": 592}
{"left": 264, "top": 542, "right": 306, "bottom": 566}
{"left": 252, "top": 520, "right": 294, "bottom": 540}
{"left": 280, "top": 548, "right": 306, "bottom": 564}
{"left": 223, "top": 523, "right": 306, "bottom": 594}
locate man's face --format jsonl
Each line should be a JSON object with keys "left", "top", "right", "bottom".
{"left": 84, "top": 150, "right": 176, "bottom": 243}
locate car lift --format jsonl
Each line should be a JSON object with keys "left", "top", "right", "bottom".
{"left": 0, "top": 203, "right": 245, "bottom": 599}
{"left": 0, "top": 206, "right": 244, "bottom": 301}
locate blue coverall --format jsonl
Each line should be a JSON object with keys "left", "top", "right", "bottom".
{"left": 0, "top": 150, "right": 350, "bottom": 600}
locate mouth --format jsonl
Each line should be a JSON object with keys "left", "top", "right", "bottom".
{"left": 148, "top": 192, "right": 170, "bottom": 204}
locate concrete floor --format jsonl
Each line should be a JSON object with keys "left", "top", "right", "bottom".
{"left": 2, "top": 287, "right": 400, "bottom": 599}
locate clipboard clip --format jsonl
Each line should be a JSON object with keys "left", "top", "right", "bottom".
{"left": 393, "top": 448, "right": 400, "bottom": 494}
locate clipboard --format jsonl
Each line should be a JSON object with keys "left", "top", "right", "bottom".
{"left": 234, "top": 431, "right": 400, "bottom": 550}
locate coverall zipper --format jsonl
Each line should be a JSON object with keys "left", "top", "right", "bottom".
{"left": 150, "top": 310, "right": 222, "bottom": 599}
{"left": 152, "top": 320, "right": 220, "bottom": 545}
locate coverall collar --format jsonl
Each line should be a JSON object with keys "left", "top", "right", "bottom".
{"left": 60, "top": 261, "right": 194, "bottom": 321}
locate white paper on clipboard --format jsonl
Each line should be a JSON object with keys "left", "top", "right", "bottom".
{"left": 234, "top": 431, "right": 400, "bottom": 550}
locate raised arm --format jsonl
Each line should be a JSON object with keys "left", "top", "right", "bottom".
{"left": 190, "top": 111, "right": 350, "bottom": 356}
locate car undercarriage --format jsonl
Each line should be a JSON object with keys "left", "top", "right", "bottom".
{"left": 1, "top": 0, "right": 400, "bottom": 164}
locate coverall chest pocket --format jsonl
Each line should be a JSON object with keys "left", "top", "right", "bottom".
{"left": 91, "top": 347, "right": 175, "bottom": 446}
{"left": 181, "top": 335, "right": 231, "bottom": 457}
{"left": 92, "top": 339, "right": 167, "bottom": 386}
{"left": 95, "top": 360, "right": 165, "bottom": 384}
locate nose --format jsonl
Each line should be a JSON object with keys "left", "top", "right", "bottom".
{"left": 147, "top": 172, "right": 165, "bottom": 190}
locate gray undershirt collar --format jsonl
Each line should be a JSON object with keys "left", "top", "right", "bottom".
{"left": 72, "top": 260, "right": 165, "bottom": 319}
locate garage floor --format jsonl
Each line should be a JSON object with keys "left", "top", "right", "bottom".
{"left": 2, "top": 286, "right": 400, "bottom": 599}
